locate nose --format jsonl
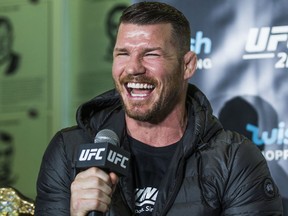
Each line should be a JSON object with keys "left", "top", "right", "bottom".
{"left": 125, "top": 55, "right": 145, "bottom": 76}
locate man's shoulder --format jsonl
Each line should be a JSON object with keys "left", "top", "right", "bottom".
{"left": 59, "top": 126, "right": 91, "bottom": 148}
{"left": 44, "top": 126, "right": 90, "bottom": 162}
{"left": 203, "top": 129, "right": 261, "bottom": 165}
{"left": 210, "top": 129, "right": 252, "bottom": 149}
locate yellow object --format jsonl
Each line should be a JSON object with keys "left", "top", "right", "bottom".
{"left": 0, "top": 187, "right": 34, "bottom": 215}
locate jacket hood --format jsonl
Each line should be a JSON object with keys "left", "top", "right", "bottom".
{"left": 182, "top": 84, "right": 223, "bottom": 157}
{"left": 76, "top": 89, "right": 123, "bottom": 139}
{"left": 76, "top": 84, "right": 223, "bottom": 152}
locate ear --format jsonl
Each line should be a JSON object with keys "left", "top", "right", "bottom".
{"left": 183, "top": 51, "right": 197, "bottom": 80}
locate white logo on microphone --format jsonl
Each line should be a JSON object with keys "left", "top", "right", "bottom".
{"left": 79, "top": 148, "right": 105, "bottom": 161}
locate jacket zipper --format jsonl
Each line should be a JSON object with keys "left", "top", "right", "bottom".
{"left": 156, "top": 157, "right": 185, "bottom": 216}
{"left": 118, "top": 177, "right": 135, "bottom": 215}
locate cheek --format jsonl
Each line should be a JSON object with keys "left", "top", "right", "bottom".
{"left": 164, "top": 67, "right": 184, "bottom": 87}
{"left": 112, "top": 57, "right": 128, "bottom": 74}
{"left": 112, "top": 62, "right": 122, "bottom": 80}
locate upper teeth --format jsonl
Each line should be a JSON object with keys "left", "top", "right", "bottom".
{"left": 127, "top": 82, "right": 154, "bottom": 89}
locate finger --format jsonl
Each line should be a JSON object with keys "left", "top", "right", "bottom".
{"left": 71, "top": 167, "right": 115, "bottom": 214}
{"left": 70, "top": 191, "right": 111, "bottom": 214}
{"left": 76, "top": 188, "right": 112, "bottom": 204}
{"left": 109, "top": 172, "right": 119, "bottom": 194}
{"left": 70, "top": 180, "right": 112, "bottom": 214}
{"left": 86, "top": 199, "right": 110, "bottom": 213}
{"left": 109, "top": 172, "right": 119, "bottom": 185}
{"left": 72, "top": 173, "right": 113, "bottom": 196}
{"left": 77, "top": 167, "right": 110, "bottom": 182}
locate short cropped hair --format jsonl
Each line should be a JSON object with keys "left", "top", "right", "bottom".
{"left": 119, "top": 2, "right": 191, "bottom": 55}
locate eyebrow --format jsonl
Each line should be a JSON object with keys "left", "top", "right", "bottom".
{"left": 143, "top": 47, "right": 162, "bottom": 52}
{"left": 114, "top": 47, "right": 127, "bottom": 53}
{"left": 114, "top": 47, "right": 163, "bottom": 53}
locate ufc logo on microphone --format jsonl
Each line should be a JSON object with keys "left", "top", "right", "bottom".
{"left": 78, "top": 148, "right": 105, "bottom": 161}
{"left": 76, "top": 143, "right": 130, "bottom": 176}
{"left": 107, "top": 150, "right": 129, "bottom": 168}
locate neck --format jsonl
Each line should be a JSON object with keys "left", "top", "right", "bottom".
{"left": 126, "top": 107, "right": 187, "bottom": 147}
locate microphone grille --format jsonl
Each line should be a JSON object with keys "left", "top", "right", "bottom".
{"left": 94, "top": 129, "right": 119, "bottom": 146}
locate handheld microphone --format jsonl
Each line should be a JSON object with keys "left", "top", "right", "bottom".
{"left": 75, "top": 129, "right": 130, "bottom": 216}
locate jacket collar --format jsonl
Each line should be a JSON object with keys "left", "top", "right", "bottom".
{"left": 76, "top": 84, "right": 223, "bottom": 151}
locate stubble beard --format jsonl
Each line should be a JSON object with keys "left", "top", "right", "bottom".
{"left": 115, "top": 73, "right": 184, "bottom": 124}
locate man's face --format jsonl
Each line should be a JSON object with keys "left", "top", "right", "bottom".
{"left": 112, "top": 23, "right": 187, "bottom": 122}
{"left": 0, "top": 24, "right": 12, "bottom": 63}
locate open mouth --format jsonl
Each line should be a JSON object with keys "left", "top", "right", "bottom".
{"left": 126, "top": 82, "right": 155, "bottom": 98}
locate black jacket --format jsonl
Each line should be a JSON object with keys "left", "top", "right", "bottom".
{"left": 35, "top": 84, "right": 283, "bottom": 215}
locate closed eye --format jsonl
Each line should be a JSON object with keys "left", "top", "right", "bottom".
{"left": 143, "top": 51, "right": 162, "bottom": 58}
{"left": 114, "top": 48, "right": 129, "bottom": 57}
{"left": 117, "top": 52, "right": 128, "bottom": 56}
{"left": 143, "top": 47, "right": 162, "bottom": 57}
{"left": 145, "top": 53, "right": 160, "bottom": 56}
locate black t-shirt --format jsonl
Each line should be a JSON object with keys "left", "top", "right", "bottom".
{"left": 128, "top": 136, "right": 179, "bottom": 216}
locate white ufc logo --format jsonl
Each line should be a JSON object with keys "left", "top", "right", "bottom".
{"left": 79, "top": 148, "right": 105, "bottom": 161}
{"left": 107, "top": 150, "right": 129, "bottom": 168}
{"left": 245, "top": 26, "right": 288, "bottom": 53}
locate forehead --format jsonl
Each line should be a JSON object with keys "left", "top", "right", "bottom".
{"left": 116, "top": 23, "right": 174, "bottom": 46}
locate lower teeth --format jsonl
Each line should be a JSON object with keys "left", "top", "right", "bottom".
{"left": 131, "top": 92, "right": 147, "bottom": 97}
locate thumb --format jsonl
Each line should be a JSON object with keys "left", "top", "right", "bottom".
{"left": 109, "top": 172, "right": 119, "bottom": 193}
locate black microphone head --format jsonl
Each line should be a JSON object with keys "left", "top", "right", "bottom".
{"left": 94, "top": 129, "right": 119, "bottom": 146}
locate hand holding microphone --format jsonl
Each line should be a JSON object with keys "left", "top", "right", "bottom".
{"left": 70, "top": 129, "right": 130, "bottom": 216}
{"left": 70, "top": 167, "right": 118, "bottom": 215}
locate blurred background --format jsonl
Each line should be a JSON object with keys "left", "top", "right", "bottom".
{"left": 0, "top": 0, "right": 287, "bottom": 214}
{"left": 0, "top": 0, "right": 129, "bottom": 199}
